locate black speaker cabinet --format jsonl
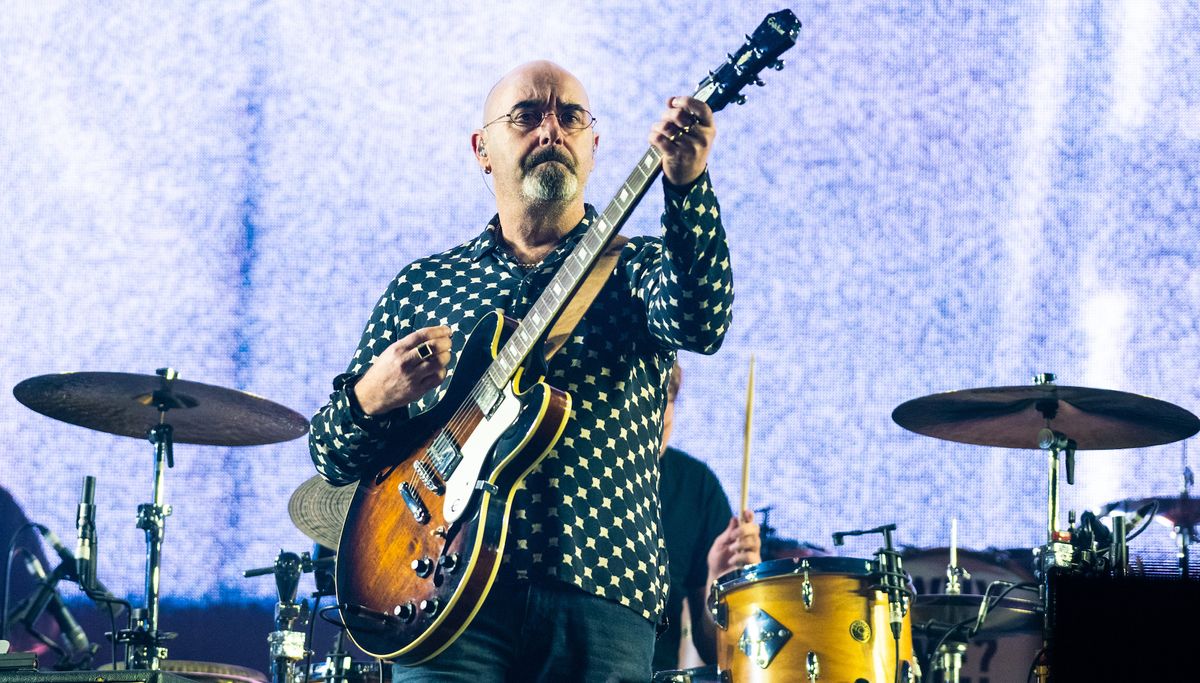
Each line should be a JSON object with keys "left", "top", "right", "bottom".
{"left": 1050, "top": 573, "right": 1200, "bottom": 681}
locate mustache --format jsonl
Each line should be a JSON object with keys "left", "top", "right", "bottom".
{"left": 523, "top": 147, "right": 576, "bottom": 172}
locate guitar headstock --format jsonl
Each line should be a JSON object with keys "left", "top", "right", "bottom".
{"left": 694, "top": 9, "right": 802, "bottom": 113}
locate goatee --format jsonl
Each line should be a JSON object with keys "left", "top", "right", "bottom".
{"left": 520, "top": 148, "right": 579, "bottom": 202}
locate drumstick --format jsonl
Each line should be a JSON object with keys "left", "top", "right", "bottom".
{"left": 740, "top": 355, "right": 754, "bottom": 515}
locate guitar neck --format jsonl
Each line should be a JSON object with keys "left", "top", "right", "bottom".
{"left": 484, "top": 146, "right": 664, "bottom": 390}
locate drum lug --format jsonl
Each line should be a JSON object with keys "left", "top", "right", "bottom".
{"left": 708, "top": 580, "right": 728, "bottom": 630}
{"left": 805, "top": 650, "right": 819, "bottom": 681}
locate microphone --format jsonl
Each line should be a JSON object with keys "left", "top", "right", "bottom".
{"left": 20, "top": 554, "right": 91, "bottom": 656}
{"left": 33, "top": 525, "right": 120, "bottom": 614}
{"left": 75, "top": 476, "right": 96, "bottom": 592}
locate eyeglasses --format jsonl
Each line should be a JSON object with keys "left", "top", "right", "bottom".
{"left": 482, "top": 105, "right": 596, "bottom": 132}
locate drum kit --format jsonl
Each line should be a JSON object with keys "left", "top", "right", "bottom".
{"left": 7, "top": 369, "right": 1200, "bottom": 683}
{"left": 659, "top": 373, "right": 1200, "bottom": 683}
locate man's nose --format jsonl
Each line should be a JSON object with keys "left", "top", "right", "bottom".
{"left": 537, "top": 113, "right": 566, "bottom": 145}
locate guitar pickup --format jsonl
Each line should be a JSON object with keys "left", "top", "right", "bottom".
{"left": 400, "top": 482, "right": 430, "bottom": 524}
{"left": 428, "top": 433, "right": 463, "bottom": 479}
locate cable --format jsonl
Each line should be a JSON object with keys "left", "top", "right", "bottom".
{"left": 1124, "top": 500, "right": 1158, "bottom": 542}
{"left": 318, "top": 603, "right": 348, "bottom": 629}
{"left": 302, "top": 594, "right": 322, "bottom": 683}
{"left": 3, "top": 522, "right": 44, "bottom": 641}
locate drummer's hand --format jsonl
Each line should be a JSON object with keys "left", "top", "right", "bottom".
{"left": 706, "top": 509, "right": 762, "bottom": 581}
{"left": 352, "top": 326, "right": 452, "bottom": 416}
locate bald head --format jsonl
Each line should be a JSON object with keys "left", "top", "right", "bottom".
{"left": 482, "top": 60, "right": 591, "bottom": 125}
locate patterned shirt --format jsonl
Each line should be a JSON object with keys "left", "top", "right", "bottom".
{"left": 309, "top": 171, "right": 732, "bottom": 622}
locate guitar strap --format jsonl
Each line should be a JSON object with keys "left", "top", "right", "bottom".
{"left": 542, "top": 234, "right": 629, "bottom": 361}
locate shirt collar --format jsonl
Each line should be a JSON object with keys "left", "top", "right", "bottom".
{"left": 467, "top": 205, "right": 598, "bottom": 263}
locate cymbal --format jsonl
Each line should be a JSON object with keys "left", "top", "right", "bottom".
{"left": 911, "top": 593, "right": 1041, "bottom": 638}
{"left": 1102, "top": 495, "right": 1200, "bottom": 528}
{"left": 892, "top": 385, "right": 1200, "bottom": 450}
{"left": 288, "top": 474, "right": 355, "bottom": 549}
{"left": 13, "top": 372, "right": 309, "bottom": 446}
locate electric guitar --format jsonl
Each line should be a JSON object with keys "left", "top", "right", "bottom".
{"left": 335, "top": 9, "right": 801, "bottom": 664}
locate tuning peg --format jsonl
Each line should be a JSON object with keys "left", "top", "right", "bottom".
{"left": 735, "top": 95, "right": 747, "bottom": 106}
{"left": 754, "top": 77, "right": 765, "bottom": 87}
{"left": 770, "top": 59, "right": 785, "bottom": 71}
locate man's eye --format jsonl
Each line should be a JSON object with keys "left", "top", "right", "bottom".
{"left": 511, "top": 110, "right": 542, "bottom": 126}
{"left": 561, "top": 110, "right": 586, "bottom": 127}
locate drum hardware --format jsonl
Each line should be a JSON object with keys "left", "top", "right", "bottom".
{"left": 12, "top": 368, "right": 309, "bottom": 670}
{"left": 831, "top": 524, "right": 910, "bottom": 640}
{"left": 893, "top": 373, "right": 1200, "bottom": 682}
{"left": 244, "top": 550, "right": 334, "bottom": 683}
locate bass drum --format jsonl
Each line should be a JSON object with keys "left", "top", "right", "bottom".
{"left": 903, "top": 547, "right": 1042, "bottom": 683}
{"left": 710, "top": 556, "right": 919, "bottom": 682}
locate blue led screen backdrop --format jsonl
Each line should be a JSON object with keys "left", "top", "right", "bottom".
{"left": 2, "top": 1, "right": 1198, "bottom": 603}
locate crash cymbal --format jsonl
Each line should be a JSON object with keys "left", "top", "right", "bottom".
{"left": 892, "top": 384, "right": 1200, "bottom": 450}
{"left": 288, "top": 474, "right": 356, "bottom": 549}
{"left": 911, "top": 593, "right": 1041, "bottom": 638}
{"left": 1102, "top": 495, "right": 1200, "bottom": 529}
{"left": 13, "top": 371, "right": 309, "bottom": 446}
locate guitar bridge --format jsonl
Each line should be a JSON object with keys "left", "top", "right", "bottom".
{"left": 413, "top": 460, "right": 444, "bottom": 494}
{"left": 400, "top": 482, "right": 430, "bottom": 524}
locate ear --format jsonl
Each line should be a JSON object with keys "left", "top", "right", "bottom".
{"left": 470, "top": 130, "right": 490, "bottom": 172}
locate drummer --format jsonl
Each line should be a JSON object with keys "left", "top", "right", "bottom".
{"left": 655, "top": 361, "right": 761, "bottom": 670}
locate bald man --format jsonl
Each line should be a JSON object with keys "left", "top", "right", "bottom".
{"left": 310, "top": 60, "right": 733, "bottom": 682}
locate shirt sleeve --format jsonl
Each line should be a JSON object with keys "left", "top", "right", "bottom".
{"left": 308, "top": 277, "right": 411, "bottom": 486}
{"left": 624, "top": 169, "right": 734, "bottom": 354}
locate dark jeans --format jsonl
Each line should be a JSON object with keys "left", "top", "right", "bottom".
{"left": 391, "top": 578, "right": 655, "bottom": 683}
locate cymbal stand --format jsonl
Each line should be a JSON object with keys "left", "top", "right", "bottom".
{"left": 1029, "top": 375, "right": 1079, "bottom": 683}
{"left": 934, "top": 525, "right": 970, "bottom": 683}
{"left": 116, "top": 368, "right": 181, "bottom": 670}
{"left": 244, "top": 550, "right": 331, "bottom": 683}
{"left": 1176, "top": 465, "right": 1194, "bottom": 577}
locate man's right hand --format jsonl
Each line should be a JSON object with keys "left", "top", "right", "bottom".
{"left": 352, "top": 326, "right": 453, "bottom": 416}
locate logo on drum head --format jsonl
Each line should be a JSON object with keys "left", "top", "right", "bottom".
{"left": 849, "top": 619, "right": 872, "bottom": 642}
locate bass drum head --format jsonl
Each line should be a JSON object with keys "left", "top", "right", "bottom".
{"left": 903, "top": 547, "right": 1041, "bottom": 683}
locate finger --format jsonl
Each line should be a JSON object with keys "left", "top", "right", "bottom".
{"left": 667, "top": 97, "right": 714, "bottom": 127}
{"left": 401, "top": 325, "right": 453, "bottom": 349}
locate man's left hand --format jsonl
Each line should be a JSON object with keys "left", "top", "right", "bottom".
{"left": 650, "top": 96, "right": 715, "bottom": 187}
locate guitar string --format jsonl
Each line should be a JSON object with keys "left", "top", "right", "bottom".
{"left": 404, "top": 157, "right": 644, "bottom": 501}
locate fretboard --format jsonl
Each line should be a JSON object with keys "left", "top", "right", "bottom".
{"left": 483, "top": 145, "right": 665, "bottom": 393}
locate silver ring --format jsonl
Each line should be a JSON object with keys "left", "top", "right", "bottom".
{"left": 416, "top": 341, "right": 433, "bottom": 360}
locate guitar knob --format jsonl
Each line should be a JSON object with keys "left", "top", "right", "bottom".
{"left": 411, "top": 557, "right": 434, "bottom": 578}
{"left": 438, "top": 553, "right": 460, "bottom": 573}
{"left": 419, "top": 598, "right": 441, "bottom": 616}
{"left": 393, "top": 602, "right": 416, "bottom": 622}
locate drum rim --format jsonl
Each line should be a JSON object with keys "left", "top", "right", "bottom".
{"left": 713, "top": 556, "right": 878, "bottom": 595}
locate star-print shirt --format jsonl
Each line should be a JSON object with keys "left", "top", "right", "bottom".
{"left": 309, "top": 171, "right": 732, "bottom": 622}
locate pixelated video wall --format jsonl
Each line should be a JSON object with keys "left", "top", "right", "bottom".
{"left": 2, "top": 1, "right": 1199, "bottom": 604}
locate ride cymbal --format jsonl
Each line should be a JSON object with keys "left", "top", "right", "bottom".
{"left": 288, "top": 474, "right": 355, "bottom": 550}
{"left": 892, "top": 384, "right": 1200, "bottom": 450}
{"left": 13, "top": 371, "right": 309, "bottom": 446}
